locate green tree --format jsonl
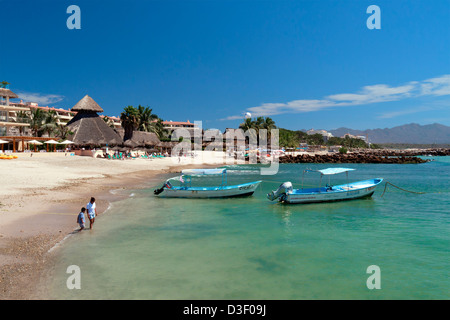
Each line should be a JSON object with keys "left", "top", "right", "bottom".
{"left": 148, "top": 118, "right": 167, "bottom": 138}
{"left": 239, "top": 117, "right": 258, "bottom": 132}
{"left": 279, "top": 128, "right": 300, "bottom": 148}
{"left": 137, "top": 105, "right": 159, "bottom": 132}
{"left": 239, "top": 117, "right": 258, "bottom": 144}
{"left": 15, "top": 110, "right": 30, "bottom": 136}
{"left": 102, "top": 116, "right": 116, "bottom": 129}
{"left": 239, "top": 116, "right": 278, "bottom": 144}
{"left": 306, "top": 133, "right": 325, "bottom": 145}
{"left": 29, "top": 108, "right": 47, "bottom": 137}
{"left": 55, "top": 124, "right": 74, "bottom": 140}
{"left": 41, "top": 110, "right": 58, "bottom": 137}
{"left": 120, "top": 106, "right": 140, "bottom": 140}
{"left": 327, "top": 136, "right": 368, "bottom": 148}
{"left": 260, "top": 117, "right": 277, "bottom": 140}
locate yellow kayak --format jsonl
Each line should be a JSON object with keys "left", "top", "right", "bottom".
{"left": 0, "top": 155, "right": 17, "bottom": 159}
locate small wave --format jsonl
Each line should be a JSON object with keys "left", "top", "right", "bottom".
{"left": 109, "top": 189, "right": 122, "bottom": 195}
{"left": 48, "top": 234, "right": 72, "bottom": 253}
{"left": 104, "top": 202, "right": 113, "bottom": 213}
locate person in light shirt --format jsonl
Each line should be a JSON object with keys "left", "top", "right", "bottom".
{"left": 86, "top": 197, "right": 97, "bottom": 229}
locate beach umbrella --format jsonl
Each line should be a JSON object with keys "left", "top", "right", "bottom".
{"left": 44, "top": 139, "right": 59, "bottom": 152}
{"left": 59, "top": 140, "right": 74, "bottom": 145}
{"left": 0, "top": 139, "right": 8, "bottom": 152}
{"left": 28, "top": 140, "right": 43, "bottom": 145}
{"left": 27, "top": 140, "right": 43, "bottom": 152}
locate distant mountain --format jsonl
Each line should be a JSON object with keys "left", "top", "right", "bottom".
{"left": 328, "top": 123, "right": 450, "bottom": 144}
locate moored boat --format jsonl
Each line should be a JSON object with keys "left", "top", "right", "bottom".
{"left": 267, "top": 167, "right": 383, "bottom": 204}
{"left": 154, "top": 168, "right": 261, "bottom": 198}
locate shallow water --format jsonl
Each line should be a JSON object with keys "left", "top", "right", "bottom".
{"left": 48, "top": 157, "right": 449, "bottom": 299}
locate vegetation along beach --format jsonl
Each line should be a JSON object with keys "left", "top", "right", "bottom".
{"left": 1, "top": 0, "right": 449, "bottom": 302}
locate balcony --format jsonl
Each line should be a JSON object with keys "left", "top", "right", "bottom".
{"left": 0, "top": 104, "right": 30, "bottom": 111}
{"left": 0, "top": 121, "right": 30, "bottom": 127}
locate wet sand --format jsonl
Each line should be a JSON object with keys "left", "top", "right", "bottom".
{"left": 0, "top": 153, "right": 221, "bottom": 299}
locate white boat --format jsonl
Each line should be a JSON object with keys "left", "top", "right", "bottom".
{"left": 267, "top": 167, "right": 383, "bottom": 204}
{"left": 154, "top": 168, "right": 261, "bottom": 198}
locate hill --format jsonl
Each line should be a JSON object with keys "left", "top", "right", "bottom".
{"left": 328, "top": 123, "right": 450, "bottom": 144}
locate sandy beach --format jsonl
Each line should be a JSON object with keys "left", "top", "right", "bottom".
{"left": 0, "top": 152, "right": 230, "bottom": 299}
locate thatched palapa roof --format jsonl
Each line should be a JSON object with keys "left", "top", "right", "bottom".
{"left": 120, "top": 131, "right": 161, "bottom": 147}
{"left": 0, "top": 88, "right": 19, "bottom": 99}
{"left": 66, "top": 95, "right": 122, "bottom": 145}
{"left": 71, "top": 95, "right": 104, "bottom": 113}
{"left": 157, "top": 141, "right": 178, "bottom": 148}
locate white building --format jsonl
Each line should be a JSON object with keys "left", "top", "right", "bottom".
{"left": 307, "top": 129, "right": 333, "bottom": 141}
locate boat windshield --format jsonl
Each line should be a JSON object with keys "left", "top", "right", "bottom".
{"left": 181, "top": 168, "right": 226, "bottom": 176}
{"left": 169, "top": 168, "right": 227, "bottom": 188}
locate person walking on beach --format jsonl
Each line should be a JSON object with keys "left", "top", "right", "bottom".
{"left": 86, "top": 197, "right": 97, "bottom": 230}
{"left": 77, "top": 207, "right": 86, "bottom": 232}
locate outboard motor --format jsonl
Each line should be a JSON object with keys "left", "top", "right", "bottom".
{"left": 153, "top": 186, "right": 165, "bottom": 195}
{"left": 154, "top": 181, "right": 172, "bottom": 195}
{"left": 267, "top": 181, "right": 293, "bottom": 201}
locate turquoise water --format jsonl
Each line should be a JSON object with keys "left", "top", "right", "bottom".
{"left": 48, "top": 157, "right": 449, "bottom": 299}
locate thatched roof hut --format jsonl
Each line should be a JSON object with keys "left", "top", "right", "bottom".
{"left": 71, "top": 94, "right": 103, "bottom": 113}
{"left": 119, "top": 130, "right": 161, "bottom": 147}
{"left": 157, "top": 141, "right": 179, "bottom": 152}
{"left": 0, "top": 88, "right": 19, "bottom": 99}
{"left": 66, "top": 95, "right": 122, "bottom": 146}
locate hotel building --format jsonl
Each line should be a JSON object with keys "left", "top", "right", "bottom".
{"left": 0, "top": 87, "right": 30, "bottom": 136}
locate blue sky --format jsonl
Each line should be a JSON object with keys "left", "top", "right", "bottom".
{"left": 1, "top": 0, "right": 449, "bottom": 131}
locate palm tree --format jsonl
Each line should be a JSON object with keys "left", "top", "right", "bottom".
{"left": 148, "top": 118, "right": 167, "bottom": 138}
{"left": 137, "top": 105, "right": 158, "bottom": 132}
{"left": 239, "top": 116, "right": 277, "bottom": 145}
{"left": 41, "top": 110, "right": 58, "bottom": 137}
{"left": 55, "top": 124, "right": 74, "bottom": 140}
{"left": 29, "top": 108, "right": 47, "bottom": 137}
{"left": 239, "top": 117, "right": 258, "bottom": 144}
{"left": 239, "top": 117, "right": 257, "bottom": 132}
{"left": 261, "top": 117, "right": 276, "bottom": 130}
{"left": 102, "top": 116, "right": 116, "bottom": 129}
{"left": 255, "top": 117, "right": 265, "bottom": 130}
{"left": 261, "top": 117, "right": 277, "bottom": 141}
{"left": 120, "top": 106, "right": 139, "bottom": 140}
{"left": 15, "top": 110, "right": 30, "bottom": 136}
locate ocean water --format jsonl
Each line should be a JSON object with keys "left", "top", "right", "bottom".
{"left": 47, "top": 157, "right": 449, "bottom": 299}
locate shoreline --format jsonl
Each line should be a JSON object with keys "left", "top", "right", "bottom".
{"left": 2, "top": 152, "right": 446, "bottom": 299}
{"left": 0, "top": 154, "right": 219, "bottom": 300}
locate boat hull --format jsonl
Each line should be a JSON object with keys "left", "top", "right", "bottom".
{"left": 156, "top": 181, "right": 262, "bottom": 198}
{"left": 282, "top": 178, "right": 383, "bottom": 204}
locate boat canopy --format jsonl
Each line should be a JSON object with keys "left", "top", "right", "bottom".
{"left": 308, "top": 168, "right": 355, "bottom": 175}
{"left": 181, "top": 168, "right": 226, "bottom": 176}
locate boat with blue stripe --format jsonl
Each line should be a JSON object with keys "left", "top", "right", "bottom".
{"left": 154, "top": 168, "right": 262, "bottom": 198}
{"left": 267, "top": 168, "right": 383, "bottom": 204}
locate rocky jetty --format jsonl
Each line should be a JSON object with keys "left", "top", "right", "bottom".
{"left": 241, "top": 148, "right": 449, "bottom": 164}
{"left": 278, "top": 153, "right": 428, "bottom": 164}
{"left": 352, "top": 148, "right": 450, "bottom": 157}
{"left": 277, "top": 148, "right": 450, "bottom": 164}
